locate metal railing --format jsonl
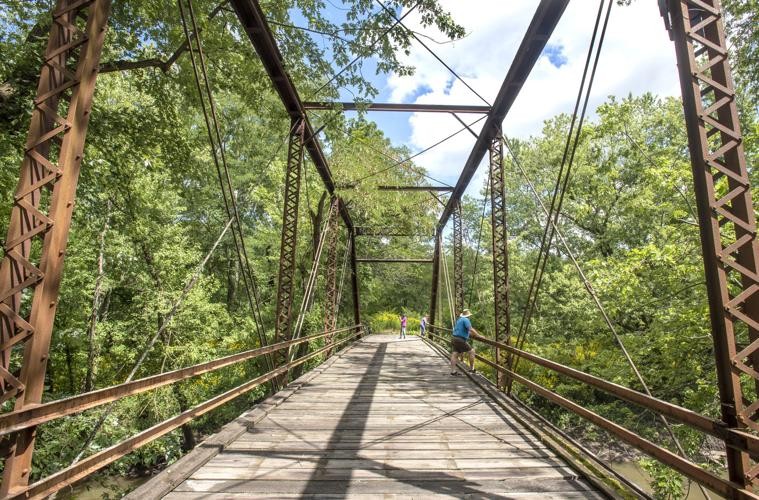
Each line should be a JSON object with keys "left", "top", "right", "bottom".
{"left": 425, "top": 326, "right": 759, "bottom": 499}
{"left": 2, "top": 324, "right": 363, "bottom": 500}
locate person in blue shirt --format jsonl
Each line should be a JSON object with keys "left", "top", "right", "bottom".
{"left": 451, "top": 309, "right": 479, "bottom": 375}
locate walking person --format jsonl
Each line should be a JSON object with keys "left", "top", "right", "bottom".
{"left": 399, "top": 314, "right": 407, "bottom": 339}
{"left": 451, "top": 309, "right": 478, "bottom": 375}
{"left": 420, "top": 315, "right": 428, "bottom": 337}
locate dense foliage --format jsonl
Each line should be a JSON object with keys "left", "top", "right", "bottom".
{"left": 0, "top": 0, "right": 756, "bottom": 498}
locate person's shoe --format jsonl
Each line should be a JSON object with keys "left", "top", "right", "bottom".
{"left": 469, "top": 369, "right": 477, "bottom": 374}
{"left": 450, "top": 371, "right": 460, "bottom": 376}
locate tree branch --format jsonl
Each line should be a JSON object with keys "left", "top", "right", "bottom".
{"left": 99, "top": 39, "right": 190, "bottom": 74}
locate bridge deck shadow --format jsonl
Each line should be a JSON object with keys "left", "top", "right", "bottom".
{"left": 161, "top": 334, "right": 604, "bottom": 498}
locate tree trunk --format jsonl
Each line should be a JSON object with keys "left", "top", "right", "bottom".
{"left": 226, "top": 244, "right": 239, "bottom": 311}
{"left": 172, "top": 385, "right": 196, "bottom": 451}
{"left": 85, "top": 206, "right": 110, "bottom": 392}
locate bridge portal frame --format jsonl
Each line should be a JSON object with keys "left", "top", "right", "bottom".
{"left": 0, "top": 0, "right": 757, "bottom": 498}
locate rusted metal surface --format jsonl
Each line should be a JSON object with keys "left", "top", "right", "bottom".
{"left": 302, "top": 102, "right": 491, "bottom": 113}
{"left": 429, "top": 233, "right": 442, "bottom": 331}
{"left": 356, "top": 258, "right": 433, "bottom": 264}
{"left": 324, "top": 197, "right": 341, "bottom": 352}
{"left": 376, "top": 185, "right": 453, "bottom": 192}
{"left": 425, "top": 330, "right": 758, "bottom": 499}
{"left": 436, "top": 0, "right": 569, "bottom": 231}
{"left": 9, "top": 328, "right": 363, "bottom": 500}
{"left": 0, "top": 326, "right": 358, "bottom": 437}
{"left": 229, "top": 0, "right": 353, "bottom": 231}
{"left": 664, "top": 0, "right": 759, "bottom": 488}
{"left": 349, "top": 232, "right": 361, "bottom": 330}
{"left": 489, "top": 135, "right": 510, "bottom": 388}
{"left": 452, "top": 201, "right": 464, "bottom": 315}
{"left": 0, "top": 0, "right": 111, "bottom": 494}
{"left": 468, "top": 332, "right": 759, "bottom": 458}
{"left": 354, "top": 227, "right": 419, "bottom": 237}
{"left": 274, "top": 117, "right": 305, "bottom": 360}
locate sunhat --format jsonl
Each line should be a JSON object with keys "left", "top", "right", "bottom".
{"left": 460, "top": 309, "right": 472, "bottom": 317}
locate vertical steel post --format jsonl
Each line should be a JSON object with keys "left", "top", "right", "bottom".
{"left": 323, "top": 197, "right": 340, "bottom": 351}
{"left": 430, "top": 232, "right": 442, "bottom": 334}
{"left": 0, "top": 0, "right": 111, "bottom": 493}
{"left": 489, "top": 133, "right": 510, "bottom": 389}
{"left": 349, "top": 231, "right": 361, "bottom": 333}
{"left": 666, "top": 0, "right": 759, "bottom": 488}
{"left": 274, "top": 117, "right": 305, "bottom": 363}
{"left": 453, "top": 201, "right": 464, "bottom": 315}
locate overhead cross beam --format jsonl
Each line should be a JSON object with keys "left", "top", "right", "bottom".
{"left": 303, "top": 102, "right": 490, "bottom": 113}
{"left": 356, "top": 258, "right": 433, "bottom": 264}
{"left": 377, "top": 185, "right": 453, "bottom": 192}
{"left": 436, "top": 0, "right": 569, "bottom": 232}
{"left": 230, "top": 0, "right": 353, "bottom": 230}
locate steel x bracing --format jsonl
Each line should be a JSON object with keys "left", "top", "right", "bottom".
{"left": 429, "top": 233, "right": 442, "bottom": 331}
{"left": 665, "top": 0, "right": 759, "bottom": 489}
{"left": 274, "top": 118, "right": 305, "bottom": 356}
{"left": 489, "top": 134, "right": 510, "bottom": 389}
{"left": 349, "top": 232, "right": 361, "bottom": 330}
{"left": 453, "top": 202, "right": 464, "bottom": 315}
{"left": 0, "top": 0, "right": 111, "bottom": 494}
{"left": 324, "top": 197, "right": 341, "bottom": 351}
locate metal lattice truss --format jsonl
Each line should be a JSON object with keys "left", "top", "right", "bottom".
{"left": 489, "top": 135, "right": 510, "bottom": 387}
{"left": 274, "top": 117, "right": 305, "bottom": 351}
{"left": 667, "top": 0, "right": 759, "bottom": 486}
{"left": 452, "top": 202, "right": 464, "bottom": 315}
{"left": 0, "top": 0, "right": 111, "bottom": 493}
{"left": 324, "top": 197, "right": 341, "bottom": 340}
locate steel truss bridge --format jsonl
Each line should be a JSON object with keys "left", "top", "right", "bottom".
{"left": 0, "top": 0, "right": 757, "bottom": 498}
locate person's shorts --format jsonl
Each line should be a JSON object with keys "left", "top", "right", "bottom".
{"left": 451, "top": 336, "right": 472, "bottom": 353}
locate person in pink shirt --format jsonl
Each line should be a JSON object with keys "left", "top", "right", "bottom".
{"left": 399, "top": 314, "right": 407, "bottom": 339}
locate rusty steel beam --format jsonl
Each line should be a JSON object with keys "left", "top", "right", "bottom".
{"left": 349, "top": 232, "right": 361, "bottom": 332}
{"left": 468, "top": 332, "right": 759, "bottom": 456}
{"left": 229, "top": 0, "right": 353, "bottom": 230}
{"left": 425, "top": 330, "right": 758, "bottom": 498}
{"left": 665, "top": 0, "right": 759, "bottom": 489}
{"left": 376, "top": 185, "right": 453, "bottom": 192}
{"left": 452, "top": 201, "right": 464, "bottom": 315}
{"left": 356, "top": 258, "right": 433, "bottom": 264}
{"left": 437, "top": 0, "right": 569, "bottom": 232}
{"left": 429, "top": 233, "right": 442, "bottom": 333}
{"left": 303, "top": 102, "right": 490, "bottom": 113}
{"left": 8, "top": 329, "right": 363, "bottom": 500}
{"left": 0, "top": 0, "right": 111, "bottom": 494}
{"left": 274, "top": 118, "right": 304, "bottom": 359}
{"left": 489, "top": 135, "right": 510, "bottom": 388}
{"left": 323, "top": 197, "right": 340, "bottom": 351}
{"left": 354, "top": 227, "right": 420, "bottom": 237}
{"left": 0, "top": 326, "right": 357, "bottom": 436}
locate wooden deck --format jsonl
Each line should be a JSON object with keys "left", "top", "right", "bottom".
{"left": 151, "top": 334, "right": 606, "bottom": 498}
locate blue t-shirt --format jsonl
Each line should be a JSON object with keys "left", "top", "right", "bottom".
{"left": 453, "top": 316, "right": 471, "bottom": 339}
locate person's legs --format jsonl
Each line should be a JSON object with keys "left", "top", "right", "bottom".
{"left": 468, "top": 348, "right": 476, "bottom": 371}
{"left": 450, "top": 351, "right": 459, "bottom": 373}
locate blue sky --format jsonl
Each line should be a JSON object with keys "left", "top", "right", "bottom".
{"left": 296, "top": 1, "right": 682, "bottom": 195}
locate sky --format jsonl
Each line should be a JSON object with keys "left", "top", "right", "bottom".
{"left": 331, "top": 0, "right": 683, "bottom": 196}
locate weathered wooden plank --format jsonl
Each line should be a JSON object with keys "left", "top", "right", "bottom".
{"left": 188, "top": 466, "right": 580, "bottom": 481}
{"left": 225, "top": 441, "right": 551, "bottom": 451}
{"left": 173, "top": 478, "right": 598, "bottom": 495}
{"left": 164, "top": 493, "right": 603, "bottom": 500}
{"left": 155, "top": 335, "right": 603, "bottom": 498}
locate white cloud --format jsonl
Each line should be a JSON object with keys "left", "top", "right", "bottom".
{"left": 380, "top": 1, "right": 680, "bottom": 193}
